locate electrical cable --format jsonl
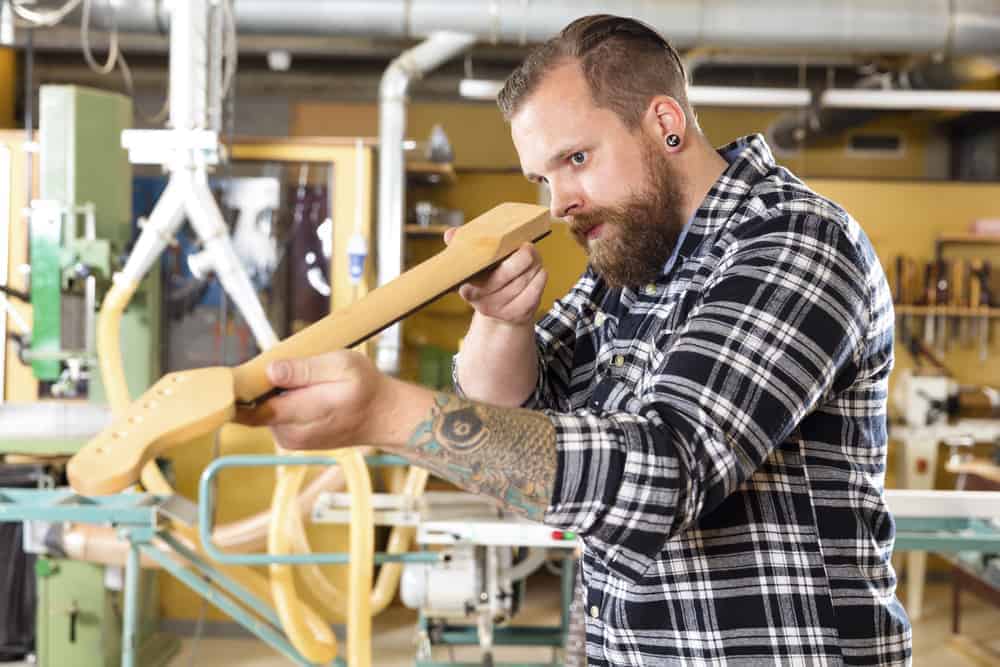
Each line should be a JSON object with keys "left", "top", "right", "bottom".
{"left": 0, "top": 284, "right": 30, "bottom": 303}
{"left": 78, "top": 0, "right": 169, "bottom": 124}
{"left": 80, "top": 0, "right": 117, "bottom": 74}
{"left": 10, "top": 0, "right": 80, "bottom": 27}
{"left": 220, "top": 0, "right": 237, "bottom": 99}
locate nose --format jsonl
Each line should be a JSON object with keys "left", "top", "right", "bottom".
{"left": 548, "top": 183, "right": 583, "bottom": 220}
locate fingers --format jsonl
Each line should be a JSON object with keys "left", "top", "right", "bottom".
{"left": 443, "top": 227, "right": 457, "bottom": 245}
{"left": 462, "top": 244, "right": 540, "bottom": 299}
{"left": 501, "top": 266, "right": 547, "bottom": 321}
{"left": 265, "top": 384, "right": 341, "bottom": 426}
{"left": 460, "top": 265, "right": 547, "bottom": 325}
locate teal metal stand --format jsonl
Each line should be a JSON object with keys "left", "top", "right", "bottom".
{"left": 122, "top": 543, "right": 141, "bottom": 667}
{"left": 0, "top": 454, "right": 442, "bottom": 667}
{"left": 894, "top": 517, "right": 1000, "bottom": 552}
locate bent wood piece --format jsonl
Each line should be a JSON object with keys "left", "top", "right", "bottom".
{"left": 67, "top": 203, "right": 551, "bottom": 495}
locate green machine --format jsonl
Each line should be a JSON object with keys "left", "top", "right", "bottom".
{"left": 9, "top": 85, "right": 176, "bottom": 667}
{"left": 26, "top": 84, "right": 160, "bottom": 403}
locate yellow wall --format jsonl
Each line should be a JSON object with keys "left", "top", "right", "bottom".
{"left": 293, "top": 101, "right": 935, "bottom": 178}
{"left": 1, "top": 131, "right": 36, "bottom": 401}
{"left": 809, "top": 179, "right": 1000, "bottom": 390}
{"left": 0, "top": 49, "right": 14, "bottom": 129}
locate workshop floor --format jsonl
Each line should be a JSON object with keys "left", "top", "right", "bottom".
{"left": 158, "top": 577, "right": 999, "bottom": 667}
{"left": 3, "top": 576, "right": 992, "bottom": 666}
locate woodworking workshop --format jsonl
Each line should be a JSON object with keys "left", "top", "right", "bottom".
{"left": 3, "top": 2, "right": 1000, "bottom": 666}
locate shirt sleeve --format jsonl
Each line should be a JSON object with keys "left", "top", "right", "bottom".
{"left": 543, "top": 213, "right": 872, "bottom": 581}
{"left": 520, "top": 269, "right": 600, "bottom": 411}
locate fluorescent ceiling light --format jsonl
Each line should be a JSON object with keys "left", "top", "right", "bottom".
{"left": 460, "top": 79, "right": 813, "bottom": 107}
{"left": 821, "top": 89, "right": 1000, "bottom": 111}
{"left": 459, "top": 78, "right": 1000, "bottom": 113}
{"left": 687, "top": 86, "right": 811, "bottom": 108}
{"left": 459, "top": 79, "right": 504, "bottom": 100}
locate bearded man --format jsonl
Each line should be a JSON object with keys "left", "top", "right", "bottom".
{"left": 262, "top": 14, "right": 911, "bottom": 666}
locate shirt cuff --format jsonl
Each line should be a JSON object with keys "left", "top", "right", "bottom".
{"left": 450, "top": 352, "right": 468, "bottom": 399}
{"left": 543, "top": 410, "right": 627, "bottom": 536}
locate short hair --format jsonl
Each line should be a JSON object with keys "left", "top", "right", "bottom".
{"left": 497, "top": 14, "right": 692, "bottom": 130}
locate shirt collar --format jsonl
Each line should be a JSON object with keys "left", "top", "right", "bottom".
{"left": 660, "top": 135, "right": 776, "bottom": 276}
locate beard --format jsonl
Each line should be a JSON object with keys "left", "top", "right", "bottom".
{"left": 568, "top": 139, "right": 687, "bottom": 290}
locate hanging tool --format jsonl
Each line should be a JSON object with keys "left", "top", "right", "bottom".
{"left": 935, "top": 258, "right": 950, "bottom": 355}
{"left": 948, "top": 259, "right": 964, "bottom": 351}
{"left": 957, "top": 259, "right": 972, "bottom": 346}
{"left": 895, "top": 256, "right": 919, "bottom": 348}
{"left": 979, "top": 261, "right": 993, "bottom": 361}
{"left": 923, "top": 261, "right": 936, "bottom": 348}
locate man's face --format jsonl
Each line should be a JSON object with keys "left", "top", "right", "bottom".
{"left": 511, "top": 62, "right": 687, "bottom": 289}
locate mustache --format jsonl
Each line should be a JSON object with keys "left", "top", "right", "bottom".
{"left": 569, "top": 209, "right": 620, "bottom": 240}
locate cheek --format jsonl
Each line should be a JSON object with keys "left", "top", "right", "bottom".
{"left": 581, "top": 167, "right": 631, "bottom": 207}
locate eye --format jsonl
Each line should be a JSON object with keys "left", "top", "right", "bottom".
{"left": 570, "top": 151, "right": 587, "bottom": 166}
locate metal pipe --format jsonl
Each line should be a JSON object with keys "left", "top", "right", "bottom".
{"left": 375, "top": 31, "right": 474, "bottom": 374}
{"left": 93, "top": 1, "right": 1000, "bottom": 55}
{"left": 185, "top": 172, "right": 279, "bottom": 349}
{"left": 768, "top": 57, "right": 1000, "bottom": 151}
{"left": 0, "top": 402, "right": 111, "bottom": 439}
{"left": 122, "top": 541, "right": 142, "bottom": 667}
{"left": 0, "top": 145, "right": 10, "bottom": 403}
{"left": 167, "top": 0, "right": 207, "bottom": 131}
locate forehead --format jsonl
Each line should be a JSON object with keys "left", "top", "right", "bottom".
{"left": 509, "top": 62, "right": 621, "bottom": 151}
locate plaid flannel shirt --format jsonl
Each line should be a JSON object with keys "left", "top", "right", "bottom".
{"left": 504, "top": 135, "right": 909, "bottom": 665}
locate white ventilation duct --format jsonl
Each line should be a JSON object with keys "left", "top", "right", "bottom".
{"left": 94, "top": 1, "right": 1000, "bottom": 55}
{"left": 375, "top": 31, "right": 475, "bottom": 374}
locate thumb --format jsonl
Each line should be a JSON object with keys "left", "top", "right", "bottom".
{"left": 268, "top": 359, "right": 309, "bottom": 388}
{"left": 443, "top": 227, "right": 457, "bottom": 245}
{"left": 268, "top": 352, "right": 355, "bottom": 388}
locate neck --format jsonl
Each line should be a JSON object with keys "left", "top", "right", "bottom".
{"left": 681, "top": 135, "right": 728, "bottom": 222}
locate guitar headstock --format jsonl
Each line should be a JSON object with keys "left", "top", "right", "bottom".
{"left": 67, "top": 367, "right": 237, "bottom": 495}
{"left": 447, "top": 203, "right": 551, "bottom": 259}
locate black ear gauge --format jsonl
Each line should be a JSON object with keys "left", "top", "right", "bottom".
{"left": 665, "top": 134, "right": 681, "bottom": 148}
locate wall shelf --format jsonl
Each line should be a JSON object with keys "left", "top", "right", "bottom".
{"left": 934, "top": 234, "right": 1000, "bottom": 262}
{"left": 895, "top": 305, "right": 1000, "bottom": 317}
{"left": 405, "top": 224, "right": 456, "bottom": 236}
{"left": 406, "top": 161, "right": 456, "bottom": 185}
{"left": 937, "top": 234, "right": 1000, "bottom": 245}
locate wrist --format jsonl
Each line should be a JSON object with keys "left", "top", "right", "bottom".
{"left": 477, "top": 311, "right": 535, "bottom": 333}
{"left": 364, "top": 375, "right": 436, "bottom": 450}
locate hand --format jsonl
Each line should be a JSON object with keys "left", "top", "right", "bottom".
{"left": 444, "top": 227, "right": 547, "bottom": 327}
{"left": 264, "top": 350, "right": 388, "bottom": 450}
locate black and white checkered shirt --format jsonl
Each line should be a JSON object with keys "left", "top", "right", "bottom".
{"left": 526, "top": 135, "right": 910, "bottom": 665}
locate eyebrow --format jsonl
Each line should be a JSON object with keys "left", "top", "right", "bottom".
{"left": 523, "top": 144, "right": 588, "bottom": 181}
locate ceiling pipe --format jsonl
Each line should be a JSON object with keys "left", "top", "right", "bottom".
{"left": 375, "top": 31, "right": 475, "bottom": 375}
{"left": 768, "top": 57, "right": 1000, "bottom": 151}
{"left": 91, "top": 1, "right": 1000, "bottom": 55}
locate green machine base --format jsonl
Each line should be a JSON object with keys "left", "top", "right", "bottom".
{"left": 34, "top": 558, "right": 179, "bottom": 667}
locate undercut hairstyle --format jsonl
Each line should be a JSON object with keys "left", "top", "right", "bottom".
{"left": 497, "top": 14, "right": 694, "bottom": 130}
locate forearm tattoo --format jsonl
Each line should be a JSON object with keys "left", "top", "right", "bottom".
{"left": 404, "top": 394, "right": 557, "bottom": 521}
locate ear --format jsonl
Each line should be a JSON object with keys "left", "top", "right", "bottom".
{"left": 645, "top": 95, "right": 687, "bottom": 152}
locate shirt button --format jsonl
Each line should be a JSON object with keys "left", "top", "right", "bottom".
{"left": 590, "top": 605, "right": 599, "bottom": 618}
{"left": 613, "top": 355, "right": 625, "bottom": 367}
{"left": 644, "top": 283, "right": 657, "bottom": 295}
